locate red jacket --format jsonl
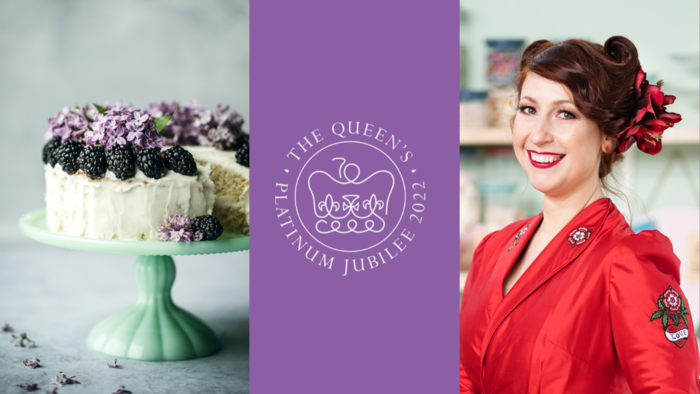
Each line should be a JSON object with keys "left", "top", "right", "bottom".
{"left": 460, "top": 198, "right": 699, "bottom": 393}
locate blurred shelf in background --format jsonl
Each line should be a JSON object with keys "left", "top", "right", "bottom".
{"left": 460, "top": 127, "right": 700, "bottom": 146}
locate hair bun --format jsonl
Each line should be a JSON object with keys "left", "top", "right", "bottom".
{"left": 604, "top": 36, "right": 638, "bottom": 66}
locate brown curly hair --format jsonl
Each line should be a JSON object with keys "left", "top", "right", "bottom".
{"left": 512, "top": 36, "right": 640, "bottom": 193}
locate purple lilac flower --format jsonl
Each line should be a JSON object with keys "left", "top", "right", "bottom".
{"left": 23, "top": 357, "right": 40, "bottom": 368}
{"left": 16, "top": 383, "right": 38, "bottom": 391}
{"left": 50, "top": 373, "right": 80, "bottom": 387}
{"left": 44, "top": 107, "right": 90, "bottom": 143}
{"left": 11, "top": 333, "right": 34, "bottom": 348}
{"left": 107, "top": 358, "right": 122, "bottom": 369}
{"left": 147, "top": 101, "right": 247, "bottom": 150}
{"left": 157, "top": 215, "right": 203, "bottom": 243}
{"left": 112, "top": 385, "right": 132, "bottom": 394}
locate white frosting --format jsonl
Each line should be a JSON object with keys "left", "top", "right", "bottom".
{"left": 45, "top": 164, "right": 215, "bottom": 241}
{"left": 179, "top": 146, "right": 249, "bottom": 180}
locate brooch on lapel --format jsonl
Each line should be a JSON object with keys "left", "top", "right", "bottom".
{"left": 567, "top": 227, "right": 592, "bottom": 247}
{"left": 650, "top": 286, "right": 690, "bottom": 348}
{"left": 507, "top": 222, "right": 530, "bottom": 252}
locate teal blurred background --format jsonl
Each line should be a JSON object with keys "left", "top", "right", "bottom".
{"left": 459, "top": 1, "right": 699, "bottom": 324}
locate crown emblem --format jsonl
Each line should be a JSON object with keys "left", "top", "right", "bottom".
{"left": 308, "top": 157, "right": 395, "bottom": 235}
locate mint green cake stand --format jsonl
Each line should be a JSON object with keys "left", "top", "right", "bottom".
{"left": 18, "top": 209, "right": 249, "bottom": 362}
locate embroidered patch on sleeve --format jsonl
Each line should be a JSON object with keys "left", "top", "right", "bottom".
{"left": 507, "top": 222, "right": 530, "bottom": 252}
{"left": 567, "top": 227, "right": 592, "bottom": 247}
{"left": 650, "top": 285, "right": 690, "bottom": 348}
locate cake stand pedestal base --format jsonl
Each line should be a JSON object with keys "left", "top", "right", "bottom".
{"left": 86, "top": 255, "right": 221, "bottom": 361}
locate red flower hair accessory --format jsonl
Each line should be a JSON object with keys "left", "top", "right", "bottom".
{"left": 616, "top": 66, "right": 682, "bottom": 155}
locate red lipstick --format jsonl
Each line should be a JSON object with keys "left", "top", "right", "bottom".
{"left": 527, "top": 150, "right": 565, "bottom": 169}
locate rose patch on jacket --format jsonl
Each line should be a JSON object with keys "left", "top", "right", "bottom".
{"left": 650, "top": 285, "right": 691, "bottom": 348}
{"left": 567, "top": 226, "right": 592, "bottom": 247}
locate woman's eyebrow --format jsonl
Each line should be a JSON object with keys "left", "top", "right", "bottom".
{"left": 521, "top": 96, "right": 574, "bottom": 106}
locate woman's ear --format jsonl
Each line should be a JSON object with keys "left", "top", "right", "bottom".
{"left": 602, "top": 137, "right": 613, "bottom": 154}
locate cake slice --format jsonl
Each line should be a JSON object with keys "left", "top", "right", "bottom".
{"left": 179, "top": 146, "right": 249, "bottom": 235}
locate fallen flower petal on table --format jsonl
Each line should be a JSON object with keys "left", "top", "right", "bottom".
{"left": 23, "top": 357, "right": 41, "bottom": 368}
{"left": 107, "top": 359, "right": 122, "bottom": 369}
{"left": 113, "top": 385, "right": 132, "bottom": 394}
{"left": 50, "top": 372, "right": 80, "bottom": 386}
{"left": 16, "top": 383, "right": 38, "bottom": 391}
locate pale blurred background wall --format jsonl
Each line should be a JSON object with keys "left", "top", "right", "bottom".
{"left": 459, "top": 0, "right": 699, "bottom": 327}
{"left": 0, "top": 0, "right": 249, "bottom": 244}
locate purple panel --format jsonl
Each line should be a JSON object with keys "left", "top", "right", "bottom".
{"left": 250, "top": 1, "right": 459, "bottom": 393}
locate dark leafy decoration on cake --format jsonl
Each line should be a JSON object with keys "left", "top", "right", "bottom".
{"left": 78, "top": 146, "right": 108, "bottom": 179}
{"left": 136, "top": 148, "right": 166, "bottom": 179}
{"left": 93, "top": 103, "right": 108, "bottom": 114}
{"left": 107, "top": 145, "right": 137, "bottom": 180}
{"left": 163, "top": 145, "right": 197, "bottom": 176}
{"left": 154, "top": 112, "right": 173, "bottom": 133}
{"left": 3, "top": 323, "right": 13, "bottom": 332}
{"left": 192, "top": 215, "right": 223, "bottom": 241}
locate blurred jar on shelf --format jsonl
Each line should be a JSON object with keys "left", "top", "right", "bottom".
{"left": 486, "top": 39, "right": 525, "bottom": 88}
{"left": 460, "top": 171, "right": 480, "bottom": 271}
{"left": 460, "top": 89, "right": 489, "bottom": 130}
{"left": 487, "top": 86, "right": 518, "bottom": 129}
{"left": 485, "top": 39, "right": 524, "bottom": 130}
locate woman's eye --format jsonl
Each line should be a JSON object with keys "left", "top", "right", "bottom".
{"left": 558, "top": 110, "right": 577, "bottom": 119}
{"left": 519, "top": 105, "right": 535, "bottom": 115}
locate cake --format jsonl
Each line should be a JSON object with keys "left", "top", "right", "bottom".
{"left": 42, "top": 102, "right": 248, "bottom": 242}
{"left": 45, "top": 162, "right": 215, "bottom": 241}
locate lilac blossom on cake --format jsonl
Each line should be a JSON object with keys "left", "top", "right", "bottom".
{"left": 147, "top": 101, "right": 247, "bottom": 150}
{"left": 44, "top": 102, "right": 162, "bottom": 153}
{"left": 85, "top": 104, "right": 163, "bottom": 151}
{"left": 157, "top": 215, "right": 203, "bottom": 243}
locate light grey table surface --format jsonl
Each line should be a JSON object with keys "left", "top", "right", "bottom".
{"left": 0, "top": 241, "right": 249, "bottom": 394}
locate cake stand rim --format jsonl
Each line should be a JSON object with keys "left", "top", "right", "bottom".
{"left": 18, "top": 208, "right": 249, "bottom": 256}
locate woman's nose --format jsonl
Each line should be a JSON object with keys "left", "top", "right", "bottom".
{"left": 529, "top": 117, "right": 554, "bottom": 146}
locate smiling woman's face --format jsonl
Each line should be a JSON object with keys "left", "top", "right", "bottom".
{"left": 513, "top": 73, "right": 609, "bottom": 198}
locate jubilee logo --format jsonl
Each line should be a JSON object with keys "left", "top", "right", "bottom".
{"left": 275, "top": 122, "right": 426, "bottom": 276}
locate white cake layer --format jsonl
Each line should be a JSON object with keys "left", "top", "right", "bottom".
{"left": 45, "top": 163, "right": 215, "bottom": 241}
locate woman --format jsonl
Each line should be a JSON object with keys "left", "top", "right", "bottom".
{"left": 460, "top": 36, "right": 699, "bottom": 393}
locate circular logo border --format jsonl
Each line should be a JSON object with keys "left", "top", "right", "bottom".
{"left": 294, "top": 140, "right": 407, "bottom": 253}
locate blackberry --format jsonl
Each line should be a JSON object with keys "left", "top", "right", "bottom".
{"left": 77, "top": 145, "right": 107, "bottom": 179}
{"left": 233, "top": 132, "right": 249, "bottom": 151}
{"left": 107, "top": 145, "right": 136, "bottom": 180}
{"left": 55, "top": 141, "right": 83, "bottom": 175}
{"left": 42, "top": 138, "right": 61, "bottom": 166}
{"left": 163, "top": 145, "right": 197, "bottom": 176}
{"left": 136, "top": 148, "right": 166, "bottom": 179}
{"left": 235, "top": 140, "right": 249, "bottom": 168}
{"left": 192, "top": 215, "right": 224, "bottom": 241}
